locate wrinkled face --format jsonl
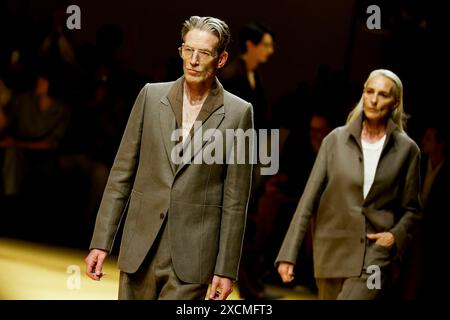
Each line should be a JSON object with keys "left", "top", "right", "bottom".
{"left": 248, "top": 33, "right": 274, "bottom": 64}
{"left": 181, "top": 29, "right": 227, "bottom": 86}
{"left": 309, "top": 115, "right": 331, "bottom": 153}
{"left": 363, "top": 75, "right": 398, "bottom": 123}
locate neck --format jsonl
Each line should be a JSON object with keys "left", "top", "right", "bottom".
{"left": 362, "top": 120, "right": 386, "bottom": 142}
{"left": 241, "top": 54, "right": 258, "bottom": 71}
{"left": 184, "top": 81, "right": 211, "bottom": 104}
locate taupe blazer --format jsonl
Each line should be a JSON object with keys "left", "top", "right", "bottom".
{"left": 276, "top": 114, "right": 422, "bottom": 278}
{"left": 90, "top": 77, "right": 254, "bottom": 284}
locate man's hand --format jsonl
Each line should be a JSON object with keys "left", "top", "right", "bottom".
{"left": 209, "top": 275, "right": 233, "bottom": 300}
{"left": 277, "top": 262, "right": 295, "bottom": 283}
{"left": 367, "top": 232, "right": 395, "bottom": 248}
{"left": 85, "top": 249, "right": 108, "bottom": 281}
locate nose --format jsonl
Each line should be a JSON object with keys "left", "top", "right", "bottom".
{"left": 189, "top": 51, "right": 200, "bottom": 65}
{"left": 370, "top": 94, "right": 377, "bottom": 106}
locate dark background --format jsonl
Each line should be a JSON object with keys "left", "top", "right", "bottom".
{"left": 0, "top": 0, "right": 447, "bottom": 248}
{"left": 1, "top": 0, "right": 446, "bottom": 130}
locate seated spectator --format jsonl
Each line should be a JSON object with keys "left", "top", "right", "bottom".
{"left": 0, "top": 72, "right": 69, "bottom": 196}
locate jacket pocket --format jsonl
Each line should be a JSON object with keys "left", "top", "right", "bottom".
{"left": 365, "top": 242, "right": 394, "bottom": 269}
{"left": 121, "top": 190, "right": 142, "bottom": 250}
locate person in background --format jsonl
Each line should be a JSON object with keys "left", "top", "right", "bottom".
{"left": 396, "top": 122, "right": 448, "bottom": 299}
{"left": 419, "top": 123, "right": 448, "bottom": 298}
{"left": 219, "top": 22, "right": 275, "bottom": 300}
{"left": 220, "top": 22, "right": 274, "bottom": 130}
{"left": 0, "top": 76, "right": 12, "bottom": 136}
{"left": 0, "top": 72, "right": 69, "bottom": 197}
{"left": 257, "top": 112, "right": 332, "bottom": 291}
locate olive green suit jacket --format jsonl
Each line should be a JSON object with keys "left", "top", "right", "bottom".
{"left": 90, "top": 77, "right": 253, "bottom": 284}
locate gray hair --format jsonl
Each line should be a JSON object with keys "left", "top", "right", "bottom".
{"left": 181, "top": 16, "right": 231, "bottom": 54}
{"left": 346, "top": 69, "right": 407, "bottom": 132}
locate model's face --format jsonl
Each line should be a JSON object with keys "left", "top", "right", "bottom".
{"left": 363, "top": 75, "right": 398, "bottom": 123}
{"left": 248, "top": 33, "right": 274, "bottom": 64}
{"left": 181, "top": 29, "right": 227, "bottom": 86}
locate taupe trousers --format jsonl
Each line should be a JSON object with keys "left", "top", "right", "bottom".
{"left": 316, "top": 223, "right": 394, "bottom": 300}
{"left": 118, "top": 220, "right": 208, "bottom": 300}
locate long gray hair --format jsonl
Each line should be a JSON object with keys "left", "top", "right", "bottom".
{"left": 346, "top": 69, "right": 406, "bottom": 132}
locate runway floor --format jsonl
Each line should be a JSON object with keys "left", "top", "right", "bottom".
{"left": 0, "top": 237, "right": 316, "bottom": 300}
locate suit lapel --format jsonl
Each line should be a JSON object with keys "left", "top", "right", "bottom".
{"left": 159, "top": 78, "right": 184, "bottom": 175}
{"left": 176, "top": 78, "right": 226, "bottom": 175}
{"left": 364, "top": 119, "right": 398, "bottom": 203}
{"left": 346, "top": 112, "right": 400, "bottom": 203}
{"left": 166, "top": 78, "right": 183, "bottom": 128}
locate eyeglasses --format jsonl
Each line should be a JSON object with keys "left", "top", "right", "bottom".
{"left": 178, "top": 44, "right": 217, "bottom": 61}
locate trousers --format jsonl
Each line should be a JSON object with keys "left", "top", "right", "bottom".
{"left": 118, "top": 220, "right": 209, "bottom": 300}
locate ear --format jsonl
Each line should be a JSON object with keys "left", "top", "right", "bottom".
{"left": 246, "top": 40, "right": 255, "bottom": 52}
{"left": 217, "top": 51, "right": 228, "bottom": 69}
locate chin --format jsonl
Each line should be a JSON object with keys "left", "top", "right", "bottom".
{"left": 185, "top": 74, "right": 201, "bottom": 83}
{"left": 364, "top": 109, "right": 378, "bottom": 118}
{"left": 365, "top": 114, "right": 378, "bottom": 121}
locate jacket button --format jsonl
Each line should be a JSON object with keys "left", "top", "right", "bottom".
{"left": 160, "top": 213, "right": 165, "bottom": 219}
{"left": 360, "top": 238, "right": 365, "bottom": 243}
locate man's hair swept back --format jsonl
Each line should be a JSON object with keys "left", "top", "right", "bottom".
{"left": 181, "top": 16, "right": 231, "bottom": 54}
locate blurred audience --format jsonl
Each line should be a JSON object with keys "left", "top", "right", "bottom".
{"left": 0, "top": 72, "right": 69, "bottom": 196}
{"left": 257, "top": 112, "right": 332, "bottom": 291}
{"left": 396, "top": 121, "right": 449, "bottom": 299}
